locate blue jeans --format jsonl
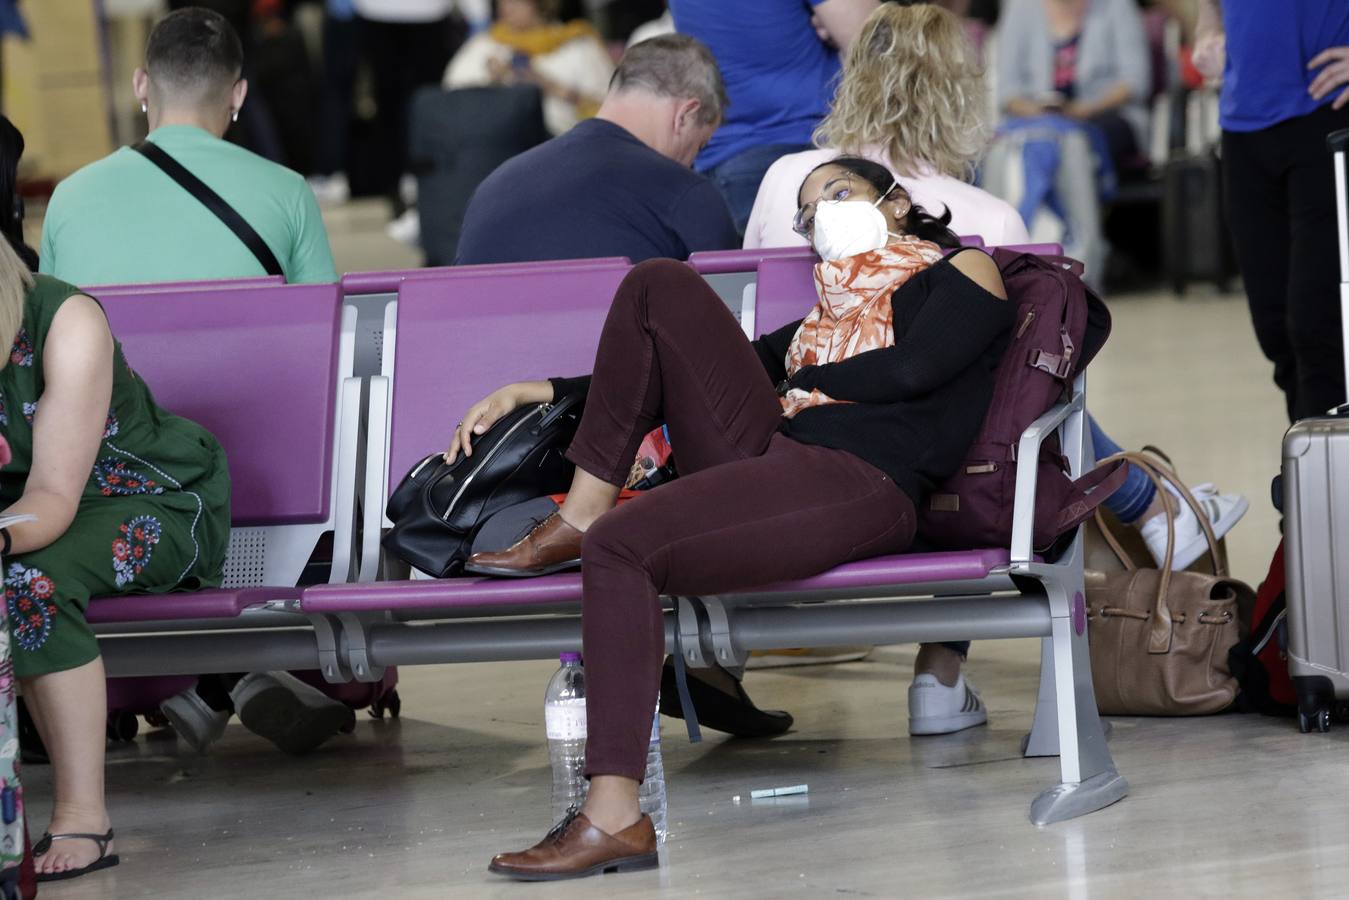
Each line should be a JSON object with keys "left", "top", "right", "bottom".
{"left": 1089, "top": 416, "right": 1155, "bottom": 523}
{"left": 705, "top": 142, "right": 813, "bottom": 235}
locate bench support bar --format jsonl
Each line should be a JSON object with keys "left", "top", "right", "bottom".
{"left": 1017, "top": 547, "right": 1129, "bottom": 825}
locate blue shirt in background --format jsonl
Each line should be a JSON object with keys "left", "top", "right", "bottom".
{"left": 1220, "top": 1, "right": 1349, "bottom": 132}
{"left": 670, "top": 0, "right": 839, "bottom": 171}
{"left": 455, "top": 119, "right": 739, "bottom": 265}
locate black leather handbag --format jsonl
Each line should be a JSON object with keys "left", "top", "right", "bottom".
{"left": 381, "top": 395, "right": 583, "bottom": 577}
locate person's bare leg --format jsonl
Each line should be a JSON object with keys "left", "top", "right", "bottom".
{"left": 22, "top": 657, "right": 114, "bottom": 877}
{"left": 555, "top": 468, "right": 621, "bottom": 533}
{"left": 580, "top": 775, "right": 642, "bottom": 835}
{"left": 914, "top": 644, "right": 963, "bottom": 687}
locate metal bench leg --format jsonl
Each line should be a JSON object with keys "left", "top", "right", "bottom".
{"left": 1023, "top": 567, "right": 1128, "bottom": 826}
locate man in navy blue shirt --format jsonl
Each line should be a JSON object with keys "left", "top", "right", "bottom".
{"left": 670, "top": 0, "right": 878, "bottom": 232}
{"left": 455, "top": 34, "right": 737, "bottom": 266}
{"left": 1197, "top": 1, "right": 1349, "bottom": 420}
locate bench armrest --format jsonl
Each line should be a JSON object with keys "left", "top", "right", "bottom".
{"left": 1009, "top": 373, "right": 1089, "bottom": 565}
{"left": 359, "top": 374, "right": 391, "bottom": 583}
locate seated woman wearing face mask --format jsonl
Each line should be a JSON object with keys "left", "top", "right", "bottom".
{"left": 454, "top": 155, "right": 1013, "bottom": 881}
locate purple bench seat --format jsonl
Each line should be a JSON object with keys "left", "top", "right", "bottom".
{"left": 90, "top": 283, "right": 353, "bottom": 631}
{"left": 88, "top": 587, "right": 297, "bottom": 624}
{"left": 341, "top": 257, "right": 632, "bottom": 297}
{"left": 303, "top": 549, "right": 1011, "bottom": 614}
{"left": 87, "top": 275, "right": 284, "bottom": 296}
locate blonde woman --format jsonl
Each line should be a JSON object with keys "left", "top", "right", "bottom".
{"left": 0, "top": 240, "right": 230, "bottom": 880}
{"left": 744, "top": 2, "right": 1029, "bottom": 248}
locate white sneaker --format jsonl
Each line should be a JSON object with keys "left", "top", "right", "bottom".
{"left": 306, "top": 173, "right": 350, "bottom": 206}
{"left": 386, "top": 208, "right": 420, "bottom": 246}
{"left": 908, "top": 673, "right": 988, "bottom": 736}
{"left": 230, "top": 672, "right": 355, "bottom": 756}
{"left": 1139, "top": 482, "right": 1248, "bottom": 571}
{"left": 160, "top": 687, "right": 230, "bottom": 754}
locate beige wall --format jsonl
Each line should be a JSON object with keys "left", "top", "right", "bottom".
{"left": 3, "top": 0, "right": 115, "bottom": 180}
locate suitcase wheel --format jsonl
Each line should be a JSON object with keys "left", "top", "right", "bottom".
{"left": 106, "top": 710, "right": 140, "bottom": 743}
{"left": 1298, "top": 707, "right": 1331, "bottom": 734}
{"left": 368, "top": 689, "right": 401, "bottom": 721}
{"left": 1295, "top": 676, "right": 1336, "bottom": 734}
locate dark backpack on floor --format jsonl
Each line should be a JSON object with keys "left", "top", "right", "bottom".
{"left": 918, "top": 249, "right": 1124, "bottom": 552}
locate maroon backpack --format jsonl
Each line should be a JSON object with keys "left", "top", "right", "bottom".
{"left": 918, "top": 249, "right": 1125, "bottom": 552}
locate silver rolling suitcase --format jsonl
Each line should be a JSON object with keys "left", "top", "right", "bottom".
{"left": 1283, "top": 127, "right": 1349, "bottom": 733}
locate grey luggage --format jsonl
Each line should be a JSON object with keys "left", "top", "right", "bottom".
{"left": 408, "top": 84, "right": 549, "bottom": 266}
{"left": 1161, "top": 150, "right": 1237, "bottom": 295}
{"left": 1282, "top": 127, "right": 1349, "bottom": 733}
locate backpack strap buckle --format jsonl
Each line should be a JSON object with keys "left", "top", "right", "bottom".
{"left": 1028, "top": 328, "right": 1076, "bottom": 379}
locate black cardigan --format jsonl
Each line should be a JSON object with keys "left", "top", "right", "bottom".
{"left": 552, "top": 251, "right": 1015, "bottom": 504}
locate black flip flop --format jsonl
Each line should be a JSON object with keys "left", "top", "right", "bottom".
{"left": 33, "top": 829, "right": 120, "bottom": 882}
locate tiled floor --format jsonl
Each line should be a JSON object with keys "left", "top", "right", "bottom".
{"left": 32, "top": 203, "right": 1323, "bottom": 900}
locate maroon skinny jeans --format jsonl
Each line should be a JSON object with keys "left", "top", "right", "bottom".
{"left": 571, "top": 259, "right": 917, "bottom": 781}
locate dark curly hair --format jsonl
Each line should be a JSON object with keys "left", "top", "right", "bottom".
{"left": 800, "top": 155, "right": 961, "bottom": 249}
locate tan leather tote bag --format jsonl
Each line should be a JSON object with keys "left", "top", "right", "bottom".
{"left": 1085, "top": 451, "right": 1255, "bottom": 716}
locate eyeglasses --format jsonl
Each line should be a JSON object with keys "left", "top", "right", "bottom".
{"left": 792, "top": 175, "right": 857, "bottom": 237}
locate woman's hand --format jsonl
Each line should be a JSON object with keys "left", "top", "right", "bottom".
{"left": 444, "top": 380, "right": 554, "bottom": 464}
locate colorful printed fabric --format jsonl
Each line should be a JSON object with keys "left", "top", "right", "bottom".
{"left": 92, "top": 459, "right": 165, "bottom": 497}
{"left": 4, "top": 563, "right": 56, "bottom": 652}
{"left": 782, "top": 237, "right": 944, "bottom": 418}
{"left": 0, "top": 586, "right": 25, "bottom": 870}
{"left": 112, "top": 515, "right": 161, "bottom": 588}
{"left": 8, "top": 329, "right": 30, "bottom": 368}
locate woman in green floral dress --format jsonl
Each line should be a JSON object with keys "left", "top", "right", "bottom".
{"left": 0, "top": 246, "right": 229, "bottom": 881}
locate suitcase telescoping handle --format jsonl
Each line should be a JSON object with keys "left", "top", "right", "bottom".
{"left": 1330, "top": 127, "right": 1349, "bottom": 405}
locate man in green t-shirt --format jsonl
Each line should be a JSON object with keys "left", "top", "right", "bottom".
{"left": 39, "top": 8, "right": 337, "bottom": 287}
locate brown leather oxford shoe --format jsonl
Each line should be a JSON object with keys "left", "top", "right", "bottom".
{"left": 466, "top": 511, "right": 583, "bottom": 577}
{"left": 488, "top": 810, "right": 658, "bottom": 881}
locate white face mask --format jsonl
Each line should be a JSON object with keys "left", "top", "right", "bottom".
{"left": 810, "top": 181, "right": 898, "bottom": 261}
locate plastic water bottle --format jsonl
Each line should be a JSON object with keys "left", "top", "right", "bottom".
{"left": 640, "top": 705, "right": 668, "bottom": 844}
{"left": 545, "top": 655, "right": 667, "bottom": 843}
{"left": 545, "top": 653, "right": 588, "bottom": 822}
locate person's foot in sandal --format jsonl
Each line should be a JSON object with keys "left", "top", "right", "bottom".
{"left": 33, "top": 816, "right": 119, "bottom": 882}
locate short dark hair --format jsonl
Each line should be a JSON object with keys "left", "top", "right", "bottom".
{"left": 611, "top": 35, "right": 727, "bottom": 126}
{"left": 145, "top": 7, "right": 244, "bottom": 102}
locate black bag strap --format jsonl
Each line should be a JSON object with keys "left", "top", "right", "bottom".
{"left": 132, "top": 141, "right": 284, "bottom": 277}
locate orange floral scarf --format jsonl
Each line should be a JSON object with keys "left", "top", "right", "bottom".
{"left": 781, "top": 237, "right": 945, "bottom": 418}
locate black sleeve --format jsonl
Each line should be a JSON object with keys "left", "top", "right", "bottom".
{"left": 788, "top": 267, "right": 1012, "bottom": 403}
{"left": 549, "top": 375, "right": 592, "bottom": 400}
{"left": 750, "top": 318, "right": 803, "bottom": 384}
